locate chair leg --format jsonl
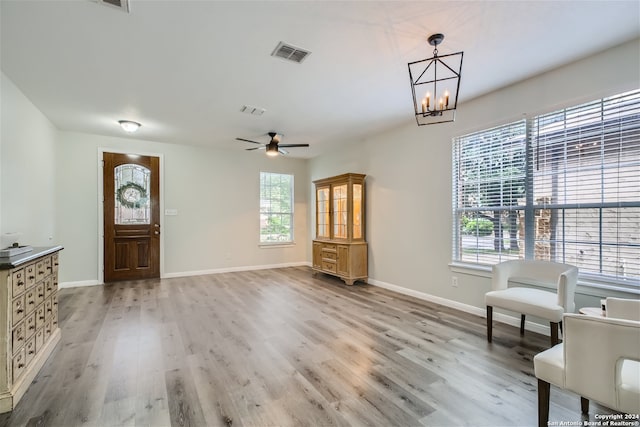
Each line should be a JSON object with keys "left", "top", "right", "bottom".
{"left": 559, "top": 321, "right": 563, "bottom": 335}
{"left": 486, "top": 306, "right": 493, "bottom": 343}
{"left": 538, "top": 379, "right": 550, "bottom": 427}
{"left": 520, "top": 314, "right": 526, "bottom": 335}
{"left": 580, "top": 396, "right": 589, "bottom": 414}
{"left": 550, "top": 322, "right": 559, "bottom": 346}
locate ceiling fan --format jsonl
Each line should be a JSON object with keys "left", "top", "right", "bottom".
{"left": 235, "top": 132, "right": 309, "bottom": 156}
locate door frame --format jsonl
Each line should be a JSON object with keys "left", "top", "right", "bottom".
{"left": 97, "top": 148, "right": 165, "bottom": 284}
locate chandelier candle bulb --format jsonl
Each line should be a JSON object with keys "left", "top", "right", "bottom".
{"left": 422, "top": 99, "right": 426, "bottom": 114}
{"left": 445, "top": 91, "right": 449, "bottom": 107}
{"left": 439, "top": 98, "right": 444, "bottom": 110}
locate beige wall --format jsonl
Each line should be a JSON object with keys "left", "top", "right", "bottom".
{"left": 54, "top": 132, "right": 309, "bottom": 284}
{"left": 1, "top": 72, "right": 57, "bottom": 247}
{"left": 309, "top": 38, "right": 640, "bottom": 322}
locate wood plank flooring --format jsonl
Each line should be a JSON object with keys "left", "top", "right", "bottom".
{"left": 0, "top": 267, "right": 615, "bottom": 426}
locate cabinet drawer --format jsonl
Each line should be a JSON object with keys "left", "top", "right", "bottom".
{"left": 43, "top": 257, "right": 52, "bottom": 276}
{"left": 44, "top": 298, "right": 53, "bottom": 320}
{"left": 322, "top": 243, "right": 337, "bottom": 251}
{"left": 25, "top": 336, "right": 36, "bottom": 367}
{"left": 25, "top": 312, "right": 37, "bottom": 339}
{"left": 35, "top": 328, "right": 44, "bottom": 353}
{"left": 25, "top": 263, "right": 37, "bottom": 288}
{"left": 322, "top": 250, "right": 337, "bottom": 260}
{"left": 12, "top": 295, "right": 26, "bottom": 323}
{"left": 35, "top": 305, "right": 46, "bottom": 330}
{"left": 11, "top": 268, "right": 26, "bottom": 296}
{"left": 52, "top": 253, "right": 59, "bottom": 274}
{"left": 322, "top": 260, "right": 337, "bottom": 273}
{"left": 12, "top": 321, "right": 26, "bottom": 353}
{"left": 35, "top": 260, "right": 46, "bottom": 282}
{"left": 44, "top": 277, "right": 54, "bottom": 299}
{"left": 35, "top": 283, "right": 45, "bottom": 306}
{"left": 44, "top": 320, "right": 52, "bottom": 343}
{"left": 25, "top": 288, "right": 37, "bottom": 314}
{"left": 13, "top": 347, "right": 26, "bottom": 382}
{"left": 52, "top": 308, "right": 59, "bottom": 330}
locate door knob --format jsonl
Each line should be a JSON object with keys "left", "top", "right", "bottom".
{"left": 154, "top": 224, "right": 160, "bottom": 228}
{"left": 154, "top": 231, "right": 160, "bottom": 235}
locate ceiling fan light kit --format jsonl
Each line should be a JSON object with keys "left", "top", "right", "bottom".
{"left": 408, "top": 33, "right": 463, "bottom": 126}
{"left": 235, "top": 131, "right": 309, "bottom": 157}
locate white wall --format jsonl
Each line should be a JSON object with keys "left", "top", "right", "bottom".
{"left": 310, "top": 38, "right": 640, "bottom": 321}
{"left": 55, "top": 131, "right": 309, "bottom": 284}
{"left": 1, "top": 72, "right": 57, "bottom": 246}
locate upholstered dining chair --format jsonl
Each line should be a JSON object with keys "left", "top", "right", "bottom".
{"left": 606, "top": 297, "right": 640, "bottom": 321}
{"left": 533, "top": 312, "right": 640, "bottom": 427}
{"left": 485, "top": 260, "right": 578, "bottom": 346}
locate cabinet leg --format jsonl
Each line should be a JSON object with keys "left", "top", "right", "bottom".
{"left": 344, "top": 279, "right": 355, "bottom": 285}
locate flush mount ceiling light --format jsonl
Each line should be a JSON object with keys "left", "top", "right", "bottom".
{"left": 408, "top": 33, "right": 463, "bottom": 126}
{"left": 118, "top": 120, "right": 141, "bottom": 133}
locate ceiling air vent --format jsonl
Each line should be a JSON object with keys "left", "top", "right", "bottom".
{"left": 271, "top": 42, "right": 311, "bottom": 64}
{"left": 96, "top": 0, "right": 130, "bottom": 13}
{"left": 240, "top": 105, "right": 266, "bottom": 116}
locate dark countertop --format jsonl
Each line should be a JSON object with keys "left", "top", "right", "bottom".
{"left": 0, "top": 246, "right": 64, "bottom": 269}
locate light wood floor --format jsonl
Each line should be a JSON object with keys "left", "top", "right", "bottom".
{"left": 0, "top": 267, "right": 614, "bottom": 427}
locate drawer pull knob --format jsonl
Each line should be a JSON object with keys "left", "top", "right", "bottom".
{"left": 29, "top": 325, "right": 35, "bottom": 330}
{"left": 17, "top": 309, "right": 24, "bottom": 314}
{"left": 18, "top": 363, "right": 24, "bottom": 369}
{"left": 29, "top": 275, "right": 35, "bottom": 279}
{"left": 39, "top": 316, "right": 45, "bottom": 320}
{"left": 29, "top": 301, "right": 34, "bottom": 305}
{"left": 46, "top": 266, "right": 52, "bottom": 270}
{"left": 28, "top": 350, "right": 35, "bottom": 355}
{"left": 38, "top": 294, "right": 44, "bottom": 297}
{"left": 47, "top": 308, "right": 52, "bottom": 313}
{"left": 54, "top": 302, "right": 58, "bottom": 306}
{"left": 17, "top": 337, "right": 23, "bottom": 341}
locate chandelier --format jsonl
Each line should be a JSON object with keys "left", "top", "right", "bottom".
{"left": 408, "top": 33, "right": 463, "bottom": 126}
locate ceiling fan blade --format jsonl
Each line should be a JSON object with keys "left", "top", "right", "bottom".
{"left": 236, "top": 137, "right": 263, "bottom": 145}
{"left": 246, "top": 146, "right": 265, "bottom": 151}
{"left": 278, "top": 148, "right": 289, "bottom": 155}
{"left": 279, "top": 144, "right": 309, "bottom": 148}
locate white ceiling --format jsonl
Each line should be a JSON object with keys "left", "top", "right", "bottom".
{"left": 2, "top": 1, "right": 639, "bottom": 158}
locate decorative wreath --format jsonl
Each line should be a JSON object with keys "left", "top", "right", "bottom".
{"left": 116, "top": 182, "right": 148, "bottom": 209}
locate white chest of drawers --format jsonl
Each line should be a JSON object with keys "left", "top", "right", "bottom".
{"left": 0, "top": 246, "right": 63, "bottom": 413}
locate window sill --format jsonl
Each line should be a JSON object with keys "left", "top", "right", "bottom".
{"left": 449, "top": 261, "right": 640, "bottom": 296}
{"left": 259, "top": 242, "right": 296, "bottom": 249}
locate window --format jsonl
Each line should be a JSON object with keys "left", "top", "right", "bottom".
{"left": 260, "top": 172, "right": 294, "bottom": 243}
{"left": 453, "top": 90, "right": 640, "bottom": 286}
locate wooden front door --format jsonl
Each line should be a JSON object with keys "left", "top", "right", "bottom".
{"left": 103, "top": 152, "right": 160, "bottom": 282}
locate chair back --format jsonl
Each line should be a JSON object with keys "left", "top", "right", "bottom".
{"left": 564, "top": 313, "right": 640, "bottom": 413}
{"left": 492, "top": 260, "right": 578, "bottom": 311}
{"left": 606, "top": 297, "right": 640, "bottom": 321}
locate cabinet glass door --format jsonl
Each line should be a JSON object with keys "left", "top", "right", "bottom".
{"left": 353, "top": 183, "right": 362, "bottom": 239}
{"left": 317, "top": 187, "right": 330, "bottom": 238}
{"left": 333, "top": 184, "right": 348, "bottom": 239}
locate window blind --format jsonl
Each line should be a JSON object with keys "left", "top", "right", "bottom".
{"left": 452, "top": 120, "right": 527, "bottom": 265}
{"left": 452, "top": 89, "right": 640, "bottom": 287}
{"left": 259, "top": 172, "right": 294, "bottom": 243}
{"left": 531, "top": 90, "right": 640, "bottom": 283}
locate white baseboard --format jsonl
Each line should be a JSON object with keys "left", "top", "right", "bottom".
{"left": 59, "top": 262, "right": 312, "bottom": 287}
{"left": 59, "top": 279, "right": 102, "bottom": 289}
{"left": 368, "top": 278, "right": 550, "bottom": 336}
{"left": 162, "top": 261, "right": 311, "bottom": 279}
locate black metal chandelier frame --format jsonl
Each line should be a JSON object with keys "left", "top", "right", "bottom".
{"left": 408, "top": 33, "right": 463, "bottom": 126}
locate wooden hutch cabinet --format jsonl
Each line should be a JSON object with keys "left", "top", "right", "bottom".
{"left": 312, "top": 173, "right": 367, "bottom": 285}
